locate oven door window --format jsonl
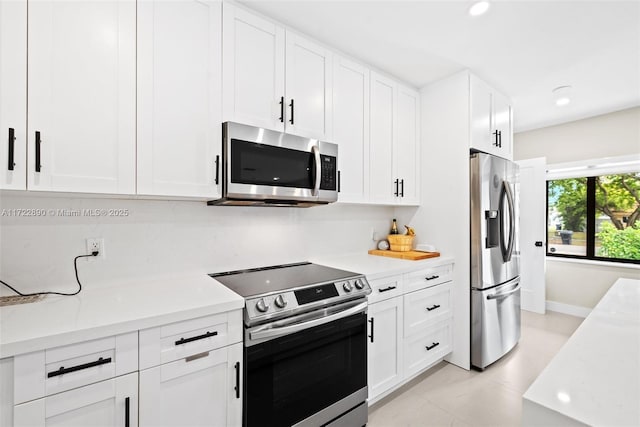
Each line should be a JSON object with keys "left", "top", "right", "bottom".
{"left": 245, "top": 312, "right": 367, "bottom": 427}
{"left": 231, "top": 139, "right": 315, "bottom": 189}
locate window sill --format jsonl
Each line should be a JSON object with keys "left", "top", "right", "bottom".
{"left": 546, "top": 256, "right": 640, "bottom": 270}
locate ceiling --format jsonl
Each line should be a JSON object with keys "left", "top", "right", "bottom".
{"left": 241, "top": 1, "right": 640, "bottom": 133}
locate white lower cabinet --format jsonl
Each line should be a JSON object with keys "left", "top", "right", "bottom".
{"left": 139, "top": 343, "right": 242, "bottom": 427}
{"left": 368, "top": 296, "right": 404, "bottom": 400}
{"left": 14, "top": 372, "right": 138, "bottom": 427}
{"left": 403, "top": 320, "right": 452, "bottom": 379}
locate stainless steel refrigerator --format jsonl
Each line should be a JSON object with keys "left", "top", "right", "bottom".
{"left": 470, "top": 152, "right": 520, "bottom": 370}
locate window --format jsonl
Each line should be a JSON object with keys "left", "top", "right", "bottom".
{"left": 547, "top": 172, "right": 640, "bottom": 264}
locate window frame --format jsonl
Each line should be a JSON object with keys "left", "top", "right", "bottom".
{"left": 546, "top": 175, "right": 639, "bottom": 265}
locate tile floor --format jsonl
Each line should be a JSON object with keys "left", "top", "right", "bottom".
{"left": 367, "top": 310, "right": 584, "bottom": 427}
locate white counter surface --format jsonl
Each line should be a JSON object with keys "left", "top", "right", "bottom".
{"left": 0, "top": 273, "right": 243, "bottom": 358}
{"left": 311, "top": 252, "right": 455, "bottom": 280}
{"left": 522, "top": 278, "right": 640, "bottom": 426}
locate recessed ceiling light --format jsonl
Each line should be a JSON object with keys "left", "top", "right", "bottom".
{"left": 469, "top": 1, "right": 490, "bottom": 16}
{"left": 552, "top": 85, "right": 572, "bottom": 107}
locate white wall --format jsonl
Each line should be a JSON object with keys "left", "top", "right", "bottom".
{"left": 513, "top": 106, "right": 640, "bottom": 310}
{"left": 0, "top": 193, "right": 392, "bottom": 295}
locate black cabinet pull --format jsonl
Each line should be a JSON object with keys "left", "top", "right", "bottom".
{"left": 234, "top": 361, "right": 240, "bottom": 399}
{"left": 214, "top": 155, "right": 220, "bottom": 185}
{"left": 426, "top": 342, "right": 440, "bottom": 351}
{"left": 394, "top": 179, "right": 399, "bottom": 197}
{"left": 400, "top": 179, "right": 404, "bottom": 197}
{"left": 425, "top": 275, "right": 439, "bottom": 281}
{"left": 47, "top": 356, "right": 112, "bottom": 378}
{"left": 535, "top": 241, "right": 544, "bottom": 247}
{"left": 35, "top": 131, "right": 41, "bottom": 172}
{"left": 289, "top": 99, "right": 294, "bottom": 124}
{"left": 125, "top": 397, "right": 130, "bottom": 427}
{"left": 279, "top": 96, "right": 285, "bottom": 123}
{"left": 175, "top": 330, "right": 218, "bottom": 346}
{"left": 337, "top": 170, "right": 341, "bottom": 192}
{"left": 498, "top": 130, "right": 503, "bottom": 148}
{"left": 378, "top": 285, "right": 396, "bottom": 293}
{"left": 426, "top": 304, "right": 441, "bottom": 312}
{"left": 368, "top": 318, "right": 374, "bottom": 343}
{"left": 7, "top": 128, "right": 15, "bottom": 171}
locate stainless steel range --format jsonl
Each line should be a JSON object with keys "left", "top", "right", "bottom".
{"left": 210, "top": 262, "right": 371, "bottom": 427}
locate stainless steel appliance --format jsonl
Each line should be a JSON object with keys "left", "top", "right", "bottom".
{"left": 210, "top": 262, "right": 371, "bottom": 427}
{"left": 208, "top": 122, "right": 339, "bottom": 207}
{"left": 470, "top": 152, "right": 521, "bottom": 370}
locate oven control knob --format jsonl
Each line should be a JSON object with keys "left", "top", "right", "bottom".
{"left": 343, "top": 282, "right": 353, "bottom": 292}
{"left": 274, "top": 294, "right": 287, "bottom": 309}
{"left": 354, "top": 278, "right": 365, "bottom": 290}
{"left": 255, "top": 298, "right": 269, "bottom": 313}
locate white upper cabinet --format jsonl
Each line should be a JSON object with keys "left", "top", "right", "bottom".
{"left": 284, "top": 31, "right": 332, "bottom": 140}
{"left": 222, "top": 4, "right": 332, "bottom": 140}
{"left": 222, "top": 3, "right": 285, "bottom": 132}
{"left": 469, "top": 74, "right": 513, "bottom": 160}
{"left": 369, "top": 72, "right": 396, "bottom": 204}
{"left": 333, "top": 56, "right": 369, "bottom": 203}
{"left": 369, "top": 72, "right": 420, "bottom": 205}
{"left": 0, "top": 0, "right": 26, "bottom": 190}
{"left": 27, "top": 0, "right": 136, "bottom": 194}
{"left": 395, "top": 85, "right": 420, "bottom": 204}
{"left": 137, "top": 0, "right": 222, "bottom": 198}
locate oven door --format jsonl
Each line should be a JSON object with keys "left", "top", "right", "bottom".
{"left": 244, "top": 306, "right": 367, "bottom": 427}
{"left": 223, "top": 122, "right": 338, "bottom": 204}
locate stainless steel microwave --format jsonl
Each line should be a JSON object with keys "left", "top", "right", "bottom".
{"left": 208, "top": 122, "right": 339, "bottom": 207}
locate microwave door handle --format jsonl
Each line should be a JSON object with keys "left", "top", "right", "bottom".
{"left": 312, "top": 145, "right": 321, "bottom": 196}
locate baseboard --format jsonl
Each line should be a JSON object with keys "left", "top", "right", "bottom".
{"left": 545, "top": 300, "right": 591, "bottom": 318}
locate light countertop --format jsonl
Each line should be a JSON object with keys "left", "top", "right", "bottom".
{"left": 522, "top": 278, "right": 640, "bottom": 426}
{"left": 311, "top": 252, "right": 455, "bottom": 280}
{"left": 0, "top": 273, "right": 243, "bottom": 358}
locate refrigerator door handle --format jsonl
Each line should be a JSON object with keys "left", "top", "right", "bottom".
{"left": 487, "top": 284, "right": 520, "bottom": 300}
{"left": 500, "top": 180, "right": 516, "bottom": 262}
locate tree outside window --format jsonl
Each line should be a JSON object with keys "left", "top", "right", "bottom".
{"left": 547, "top": 172, "right": 640, "bottom": 263}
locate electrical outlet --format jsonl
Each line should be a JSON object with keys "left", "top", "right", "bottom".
{"left": 372, "top": 228, "right": 378, "bottom": 241}
{"left": 86, "top": 238, "right": 105, "bottom": 259}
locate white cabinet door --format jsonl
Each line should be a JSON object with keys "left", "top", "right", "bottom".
{"left": 369, "top": 72, "right": 396, "bottom": 204}
{"left": 14, "top": 372, "right": 138, "bottom": 427}
{"left": 395, "top": 85, "right": 420, "bottom": 205}
{"left": 0, "top": 0, "right": 26, "bottom": 190}
{"left": 285, "top": 31, "right": 332, "bottom": 140}
{"left": 222, "top": 3, "right": 285, "bottom": 132}
{"left": 493, "top": 91, "right": 513, "bottom": 160}
{"left": 469, "top": 74, "right": 492, "bottom": 155}
{"left": 333, "top": 56, "right": 369, "bottom": 203}
{"left": 368, "top": 296, "right": 403, "bottom": 401}
{"left": 27, "top": 0, "right": 136, "bottom": 194}
{"left": 137, "top": 0, "right": 221, "bottom": 198}
{"left": 139, "top": 343, "right": 242, "bottom": 427}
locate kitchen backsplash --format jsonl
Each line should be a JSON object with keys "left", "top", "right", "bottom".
{"left": 0, "top": 194, "right": 394, "bottom": 295}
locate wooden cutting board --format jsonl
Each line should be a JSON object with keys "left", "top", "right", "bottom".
{"left": 368, "top": 249, "right": 441, "bottom": 260}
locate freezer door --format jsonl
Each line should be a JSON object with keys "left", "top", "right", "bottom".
{"left": 471, "top": 278, "right": 521, "bottom": 370}
{"left": 471, "top": 153, "right": 520, "bottom": 289}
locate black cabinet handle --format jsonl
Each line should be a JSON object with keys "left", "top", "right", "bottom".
{"left": 400, "top": 179, "right": 404, "bottom": 197}
{"left": 125, "top": 397, "right": 130, "bottom": 427}
{"left": 426, "top": 304, "right": 441, "bottom": 312}
{"left": 214, "top": 155, "right": 220, "bottom": 185}
{"left": 394, "top": 179, "right": 399, "bottom": 197}
{"left": 498, "top": 130, "right": 502, "bottom": 148}
{"left": 234, "top": 361, "right": 240, "bottom": 399}
{"left": 337, "top": 170, "right": 341, "bottom": 193}
{"left": 426, "top": 342, "right": 440, "bottom": 351}
{"left": 368, "top": 318, "right": 374, "bottom": 343}
{"left": 425, "top": 275, "right": 439, "bottom": 281}
{"left": 279, "top": 96, "right": 285, "bottom": 123}
{"left": 47, "top": 356, "right": 112, "bottom": 378}
{"left": 378, "top": 285, "right": 396, "bottom": 293}
{"left": 35, "top": 131, "right": 41, "bottom": 172}
{"left": 7, "top": 128, "right": 15, "bottom": 171}
{"left": 289, "top": 99, "right": 294, "bottom": 124}
{"left": 175, "top": 330, "right": 218, "bottom": 346}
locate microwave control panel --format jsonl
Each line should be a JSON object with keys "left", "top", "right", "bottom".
{"left": 320, "top": 155, "right": 337, "bottom": 191}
